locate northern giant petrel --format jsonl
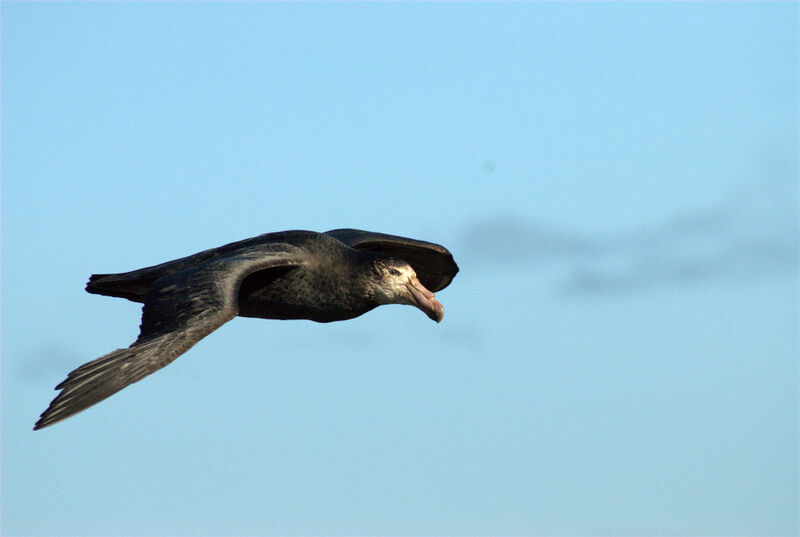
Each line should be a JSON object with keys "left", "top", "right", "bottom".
{"left": 34, "top": 229, "right": 459, "bottom": 430}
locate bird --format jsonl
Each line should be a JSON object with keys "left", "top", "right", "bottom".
{"left": 34, "top": 228, "right": 459, "bottom": 430}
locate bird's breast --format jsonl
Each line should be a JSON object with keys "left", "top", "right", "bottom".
{"left": 236, "top": 266, "right": 376, "bottom": 323}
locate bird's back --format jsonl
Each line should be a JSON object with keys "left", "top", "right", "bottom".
{"left": 85, "top": 230, "right": 324, "bottom": 303}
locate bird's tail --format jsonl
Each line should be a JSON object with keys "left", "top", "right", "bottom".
{"left": 86, "top": 272, "right": 154, "bottom": 303}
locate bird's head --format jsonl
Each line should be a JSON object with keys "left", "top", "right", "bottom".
{"left": 367, "top": 257, "right": 444, "bottom": 322}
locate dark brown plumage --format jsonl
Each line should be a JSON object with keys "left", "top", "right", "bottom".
{"left": 34, "top": 229, "right": 458, "bottom": 430}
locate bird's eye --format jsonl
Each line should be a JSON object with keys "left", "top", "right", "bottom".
{"left": 388, "top": 268, "right": 401, "bottom": 276}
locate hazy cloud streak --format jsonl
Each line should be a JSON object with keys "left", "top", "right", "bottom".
{"left": 461, "top": 176, "right": 796, "bottom": 296}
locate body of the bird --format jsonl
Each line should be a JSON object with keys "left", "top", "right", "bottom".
{"left": 34, "top": 228, "right": 458, "bottom": 429}
{"left": 236, "top": 249, "right": 382, "bottom": 322}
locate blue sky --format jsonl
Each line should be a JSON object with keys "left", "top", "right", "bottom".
{"left": 2, "top": 2, "right": 797, "bottom": 536}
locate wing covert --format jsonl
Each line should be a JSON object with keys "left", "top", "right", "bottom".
{"left": 325, "top": 228, "right": 458, "bottom": 292}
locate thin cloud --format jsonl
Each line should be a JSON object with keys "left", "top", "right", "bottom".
{"left": 461, "top": 217, "right": 600, "bottom": 265}
{"left": 461, "top": 175, "right": 796, "bottom": 296}
{"left": 18, "top": 345, "right": 83, "bottom": 383}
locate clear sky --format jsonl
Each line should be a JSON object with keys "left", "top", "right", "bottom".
{"left": 2, "top": 2, "right": 797, "bottom": 536}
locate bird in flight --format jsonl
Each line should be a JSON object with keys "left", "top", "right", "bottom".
{"left": 34, "top": 229, "right": 459, "bottom": 430}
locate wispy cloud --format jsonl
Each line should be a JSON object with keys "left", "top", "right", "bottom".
{"left": 460, "top": 171, "right": 796, "bottom": 296}
{"left": 18, "top": 345, "right": 83, "bottom": 383}
{"left": 461, "top": 217, "right": 600, "bottom": 264}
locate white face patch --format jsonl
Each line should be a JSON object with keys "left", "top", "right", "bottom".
{"left": 368, "top": 261, "right": 444, "bottom": 321}
{"left": 371, "top": 262, "right": 417, "bottom": 304}
{"left": 390, "top": 265, "right": 416, "bottom": 283}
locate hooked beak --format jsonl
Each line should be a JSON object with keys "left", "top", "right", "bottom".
{"left": 403, "top": 277, "right": 444, "bottom": 323}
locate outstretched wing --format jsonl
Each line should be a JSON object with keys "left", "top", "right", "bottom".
{"left": 34, "top": 244, "right": 302, "bottom": 430}
{"left": 325, "top": 228, "right": 459, "bottom": 292}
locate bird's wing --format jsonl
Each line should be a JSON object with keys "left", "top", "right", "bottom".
{"left": 325, "top": 228, "right": 459, "bottom": 292}
{"left": 34, "top": 244, "right": 303, "bottom": 430}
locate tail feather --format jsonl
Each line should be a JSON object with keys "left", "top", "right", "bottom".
{"left": 86, "top": 273, "right": 152, "bottom": 303}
